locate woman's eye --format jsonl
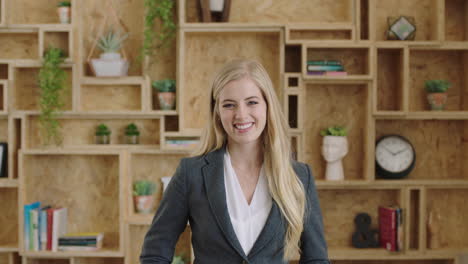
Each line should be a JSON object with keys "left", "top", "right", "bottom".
{"left": 248, "top": 101, "right": 258, "bottom": 105}
{"left": 222, "top": 103, "right": 235, "bottom": 108}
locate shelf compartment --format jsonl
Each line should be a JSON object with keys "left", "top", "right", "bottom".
{"left": 0, "top": 188, "right": 18, "bottom": 248}
{"left": 375, "top": 120, "right": 468, "bottom": 180}
{"left": 6, "top": 0, "right": 72, "bottom": 24}
{"left": 305, "top": 47, "right": 370, "bottom": 77}
{"left": 0, "top": 32, "right": 39, "bottom": 59}
{"left": 71, "top": 257, "right": 123, "bottom": 264}
{"left": 128, "top": 225, "right": 191, "bottom": 264}
{"left": 426, "top": 188, "right": 468, "bottom": 250}
{"left": 128, "top": 153, "right": 186, "bottom": 218}
{"left": 359, "top": 0, "right": 369, "bottom": 40}
{"left": 25, "top": 116, "right": 161, "bottom": 148}
{"left": 318, "top": 188, "right": 401, "bottom": 250}
{"left": 81, "top": 84, "right": 142, "bottom": 112}
{"left": 0, "top": 63, "right": 9, "bottom": 79}
{"left": 376, "top": 48, "right": 405, "bottom": 112}
{"left": 184, "top": 0, "right": 353, "bottom": 24}
{"left": 181, "top": 31, "right": 281, "bottom": 130}
{"left": 444, "top": 0, "right": 468, "bottom": 41}
{"left": 12, "top": 66, "right": 73, "bottom": 111}
{"left": 372, "top": 0, "right": 441, "bottom": 41}
{"left": 409, "top": 49, "right": 468, "bottom": 112}
{"left": 302, "top": 83, "right": 371, "bottom": 181}
{"left": 42, "top": 30, "right": 71, "bottom": 59}
{"left": 0, "top": 81, "right": 6, "bottom": 112}
{"left": 20, "top": 153, "right": 123, "bottom": 253}
{"left": 286, "top": 24, "right": 353, "bottom": 42}
{"left": 285, "top": 45, "right": 302, "bottom": 73}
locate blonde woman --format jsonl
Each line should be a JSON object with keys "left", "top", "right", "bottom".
{"left": 141, "top": 59, "right": 329, "bottom": 264}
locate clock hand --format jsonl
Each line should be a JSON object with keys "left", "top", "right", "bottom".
{"left": 394, "top": 147, "right": 408, "bottom": 155}
{"left": 382, "top": 145, "right": 396, "bottom": 155}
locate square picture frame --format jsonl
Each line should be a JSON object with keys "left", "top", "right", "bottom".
{"left": 387, "top": 16, "right": 416, "bottom": 40}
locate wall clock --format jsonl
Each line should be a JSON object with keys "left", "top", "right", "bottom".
{"left": 375, "top": 135, "right": 416, "bottom": 179}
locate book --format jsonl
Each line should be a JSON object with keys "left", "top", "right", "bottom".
{"left": 307, "top": 60, "right": 342, "bottom": 66}
{"left": 39, "top": 206, "right": 51, "bottom": 251}
{"left": 396, "top": 207, "right": 403, "bottom": 251}
{"left": 30, "top": 208, "right": 39, "bottom": 251}
{"left": 59, "top": 232, "right": 104, "bottom": 249}
{"left": 58, "top": 245, "right": 100, "bottom": 251}
{"left": 52, "top": 208, "right": 68, "bottom": 252}
{"left": 307, "top": 71, "right": 348, "bottom": 76}
{"left": 379, "top": 206, "right": 397, "bottom": 251}
{"left": 23, "top": 201, "right": 41, "bottom": 251}
{"left": 307, "top": 65, "right": 344, "bottom": 71}
{"left": 46, "top": 207, "right": 54, "bottom": 250}
{"left": 60, "top": 232, "right": 104, "bottom": 239}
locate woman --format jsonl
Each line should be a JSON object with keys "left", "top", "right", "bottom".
{"left": 140, "top": 59, "right": 329, "bottom": 264}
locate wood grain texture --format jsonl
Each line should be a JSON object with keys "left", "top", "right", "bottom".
{"left": 0, "top": 254, "right": 8, "bottom": 264}
{"left": 81, "top": 85, "right": 141, "bottom": 111}
{"left": 0, "top": 188, "right": 18, "bottom": 245}
{"left": 13, "top": 68, "right": 73, "bottom": 111}
{"left": 426, "top": 188, "right": 468, "bottom": 249}
{"left": 27, "top": 117, "right": 160, "bottom": 148}
{"left": 185, "top": 0, "right": 352, "bottom": 24}
{"left": 445, "top": 0, "right": 467, "bottom": 41}
{"left": 409, "top": 50, "right": 467, "bottom": 111}
{"left": 289, "top": 30, "right": 351, "bottom": 41}
{"left": 44, "top": 32, "right": 69, "bottom": 58}
{"left": 0, "top": 33, "right": 38, "bottom": 59}
{"left": 318, "top": 189, "right": 400, "bottom": 248}
{"left": 306, "top": 48, "right": 369, "bottom": 75}
{"left": 0, "top": 119, "right": 7, "bottom": 143}
{"left": 303, "top": 84, "right": 368, "bottom": 180}
{"left": 377, "top": 48, "right": 404, "bottom": 111}
{"left": 26, "top": 259, "right": 69, "bottom": 264}
{"left": 182, "top": 32, "right": 280, "bottom": 130}
{"left": 23, "top": 154, "right": 121, "bottom": 249}
{"left": 374, "top": 0, "right": 438, "bottom": 41}
{"left": 376, "top": 120, "right": 468, "bottom": 180}
{"left": 73, "top": 257, "right": 123, "bottom": 264}
{"left": 6, "top": 0, "right": 64, "bottom": 24}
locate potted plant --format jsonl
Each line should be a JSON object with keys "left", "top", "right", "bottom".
{"left": 125, "top": 123, "right": 140, "bottom": 144}
{"left": 152, "top": 79, "right": 176, "bottom": 110}
{"left": 172, "top": 255, "right": 186, "bottom": 264}
{"left": 424, "top": 80, "right": 451, "bottom": 110}
{"left": 133, "top": 180, "right": 158, "bottom": 214}
{"left": 90, "top": 28, "right": 129, "bottom": 77}
{"left": 57, "top": 1, "right": 71, "bottom": 24}
{"left": 95, "top": 124, "right": 111, "bottom": 144}
{"left": 320, "top": 126, "right": 348, "bottom": 181}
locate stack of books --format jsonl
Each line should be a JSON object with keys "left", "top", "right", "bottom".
{"left": 306, "top": 60, "right": 347, "bottom": 76}
{"left": 379, "top": 206, "right": 403, "bottom": 251}
{"left": 58, "top": 232, "right": 104, "bottom": 251}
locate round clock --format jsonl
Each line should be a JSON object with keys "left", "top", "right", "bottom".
{"left": 375, "top": 135, "right": 416, "bottom": 179}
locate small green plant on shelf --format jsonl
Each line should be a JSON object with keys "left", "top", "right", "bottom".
{"left": 57, "top": 1, "right": 71, "bottom": 24}
{"left": 133, "top": 180, "right": 157, "bottom": 196}
{"left": 38, "top": 47, "right": 68, "bottom": 146}
{"left": 57, "top": 1, "right": 71, "bottom": 7}
{"left": 95, "top": 124, "right": 111, "bottom": 144}
{"left": 125, "top": 123, "right": 140, "bottom": 144}
{"left": 152, "top": 79, "right": 176, "bottom": 110}
{"left": 320, "top": 125, "right": 347, "bottom": 137}
{"left": 91, "top": 28, "right": 129, "bottom": 77}
{"left": 424, "top": 79, "right": 451, "bottom": 111}
{"left": 97, "top": 28, "right": 129, "bottom": 54}
{"left": 133, "top": 180, "right": 158, "bottom": 214}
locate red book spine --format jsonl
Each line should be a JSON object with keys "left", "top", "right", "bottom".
{"left": 46, "top": 208, "right": 54, "bottom": 251}
{"left": 379, "top": 206, "right": 397, "bottom": 251}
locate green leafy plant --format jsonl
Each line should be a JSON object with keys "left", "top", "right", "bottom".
{"left": 171, "top": 254, "right": 187, "bottom": 264}
{"left": 133, "top": 180, "right": 157, "bottom": 196}
{"left": 38, "top": 47, "right": 68, "bottom": 146}
{"left": 125, "top": 123, "right": 140, "bottom": 136}
{"left": 152, "top": 79, "right": 176, "bottom": 92}
{"left": 57, "top": 1, "right": 71, "bottom": 7}
{"left": 320, "top": 126, "right": 347, "bottom": 137}
{"left": 424, "top": 80, "right": 451, "bottom": 93}
{"left": 95, "top": 124, "right": 111, "bottom": 136}
{"left": 141, "top": 0, "right": 176, "bottom": 59}
{"left": 97, "top": 28, "right": 129, "bottom": 53}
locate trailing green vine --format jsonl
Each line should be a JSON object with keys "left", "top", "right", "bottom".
{"left": 141, "top": 0, "right": 176, "bottom": 60}
{"left": 38, "top": 47, "right": 68, "bottom": 146}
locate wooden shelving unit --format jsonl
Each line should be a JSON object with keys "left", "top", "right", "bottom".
{"left": 0, "top": 0, "right": 468, "bottom": 263}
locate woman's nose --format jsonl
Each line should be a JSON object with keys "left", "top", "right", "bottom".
{"left": 234, "top": 104, "right": 248, "bottom": 118}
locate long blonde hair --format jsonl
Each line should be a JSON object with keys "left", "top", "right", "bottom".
{"left": 193, "top": 59, "right": 306, "bottom": 260}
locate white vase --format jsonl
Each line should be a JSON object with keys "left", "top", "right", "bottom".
{"left": 209, "top": 0, "right": 224, "bottom": 12}
{"left": 91, "top": 53, "right": 129, "bottom": 77}
{"left": 57, "top": 7, "right": 71, "bottom": 24}
{"left": 322, "top": 136, "right": 348, "bottom": 181}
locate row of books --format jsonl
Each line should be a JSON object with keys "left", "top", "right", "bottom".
{"left": 58, "top": 232, "right": 104, "bottom": 251}
{"left": 379, "top": 205, "right": 403, "bottom": 251}
{"left": 306, "top": 60, "right": 347, "bottom": 76}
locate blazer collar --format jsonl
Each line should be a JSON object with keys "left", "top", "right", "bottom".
{"left": 202, "top": 146, "right": 284, "bottom": 259}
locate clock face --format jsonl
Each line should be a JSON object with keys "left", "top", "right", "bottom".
{"left": 376, "top": 135, "right": 415, "bottom": 173}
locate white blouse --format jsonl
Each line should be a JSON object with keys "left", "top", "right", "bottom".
{"left": 223, "top": 150, "right": 272, "bottom": 255}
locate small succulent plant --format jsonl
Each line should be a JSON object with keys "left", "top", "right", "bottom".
{"left": 97, "top": 28, "right": 129, "bottom": 53}
{"left": 125, "top": 123, "right": 140, "bottom": 136}
{"left": 133, "top": 180, "right": 157, "bottom": 196}
{"left": 95, "top": 124, "right": 111, "bottom": 136}
{"left": 152, "top": 79, "right": 176, "bottom": 93}
{"left": 57, "top": 1, "right": 71, "bottom": 7}
{"left": 424, "top": 80, "right": 451, "bottom": 93}
{"left": 320, "top": 126, "right": 347, "bottom": 137}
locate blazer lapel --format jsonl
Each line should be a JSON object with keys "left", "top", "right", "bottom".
{"left": 202, "top": 147, "right": 247, "bottom": 259}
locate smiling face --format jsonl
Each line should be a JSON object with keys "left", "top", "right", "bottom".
{"left": 217, "top": 77, "right": 267, "bottom": 149}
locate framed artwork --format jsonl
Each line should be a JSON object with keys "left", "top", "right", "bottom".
{"left": 0, "top": 143, "right": 7, "bottom": 178}
{"left": 387, "top": 16, "right": 416, "bottom": 40}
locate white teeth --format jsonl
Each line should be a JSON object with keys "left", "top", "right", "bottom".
{"left": 235, "top": 123, "right": 253, "bottom": 130}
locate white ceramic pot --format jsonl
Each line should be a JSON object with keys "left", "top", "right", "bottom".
{"left": 322, "top": 135, "right": 348, "bottom": 181}
{"left": 57, "top": 7, "right": 71, "bottom": 24}
{"left": 91, "top": 53, "right": 129, "bottom": 77}
{"left": 209, "top": 0, "right": 224, "bottom": 12}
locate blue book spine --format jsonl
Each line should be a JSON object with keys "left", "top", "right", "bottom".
{"left": 24, "top": 202, "right": 41, "bottom": 251}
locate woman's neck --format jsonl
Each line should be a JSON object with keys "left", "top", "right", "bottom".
{"left": 227, "top": 141, "right": 263, "bottom": 170}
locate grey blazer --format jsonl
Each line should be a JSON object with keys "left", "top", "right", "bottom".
{"left": 140, "top": 147, "right": 330, "bottom": 264}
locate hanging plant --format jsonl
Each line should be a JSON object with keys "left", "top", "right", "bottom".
{"left": 38, "top": 47, "right": 68, "bottom": 146}
{"left": 141, "top": 0, "right": 176, "bottom": 60}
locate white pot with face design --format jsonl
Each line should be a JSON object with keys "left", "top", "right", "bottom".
{"left": 322, "top": 136, "right": 348, "bottom": 181}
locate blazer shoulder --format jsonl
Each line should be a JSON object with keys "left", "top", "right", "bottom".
{"left": 292, "top": 160, "right": 314, "bottom": 186}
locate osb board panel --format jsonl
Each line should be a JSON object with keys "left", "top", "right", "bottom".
{"left": 377, "top": 49, "right": 403, "bottom": 111}
{"left": 183, "top": 32, "right": 280, "bottom": 130}
{"left": 129, "top": 225, "right": 192, "bottom": 264}
{"left": 73, "top": 258, "right": 123, "bottom": 264}
{"left": 0, "top": 188, "right": 18, "bottom": 245}
{"left": 285, "top": 46, "right": 301, "bottom": 73}
{"left": 81, "top": 0, "right": 144, "bottom": 76}
{"left": 306, "top": 48, "right": 368, "bottom": 75}
{"left": 6, "top": 0, "right": 64, "bottom": 24}
{"left": 27, "top": 117, "right": 160, "bottom": 147}
{"left": 289, "top": 30, "right": 351, "bottom": 41}
{"left": 360, "top": 0, "right": 369, "bottom": 40}
{"left": 27, "top": 259, "right": 68, "bottom": 264}
{"left": 23, "top": 155, "right": 120, "bottom": 249}
{"left": 0, "top": 254, "right": 7, "bottom": 264}
{"left": 331, "top": 261, "right": 453, "bottom": 264}
{"left": 375, "top": 120, "right": 467, "bottom": 180}
{"left": 13, "top": 68, "right": 73, "bottom": 111}
{"left": 445, "top": 0, "right": 467, "bottom": 41}
{"left": 303, "top": 84, "right": 368, "bottom": 180}
{"left": 44, "top": 32, "right": 69, "bottom": 57}
{"left": 0, "top": 119, "right": 7, "bottom": 142}
{"left": 318, "top": 189, "right": 400, "bottom": 248}
{"left": 185, "top": 0, "right": 352, "bottom": 23}
{"left": 81, "top": 85, "right": 141, "bottom": 111}
{"left": 0, "top": 33, "right": 38, "bottom": 59}
{"left": 426, "top": 189, "right": 468, "bottom": 249}
{"left": 0, "top": 64, "right": 8, "bottom": 79}
{"left": 374, "top": 0, "right": 438, "bottom": 41}
{"left": 409, "top": 50, "right": 466, "bottom": 111}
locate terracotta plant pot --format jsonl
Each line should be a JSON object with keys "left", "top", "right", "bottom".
{"left": 158, "top": 92, "right": 176, "bottom": 110}
{"left": 57, "top": 7, "right": 71, "bottom": 24}
{"left": 133, "top": 195, "right": 155, "bottom": 214}
{"left": 427, "top": 92, "right": 447, "bottom": 110}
